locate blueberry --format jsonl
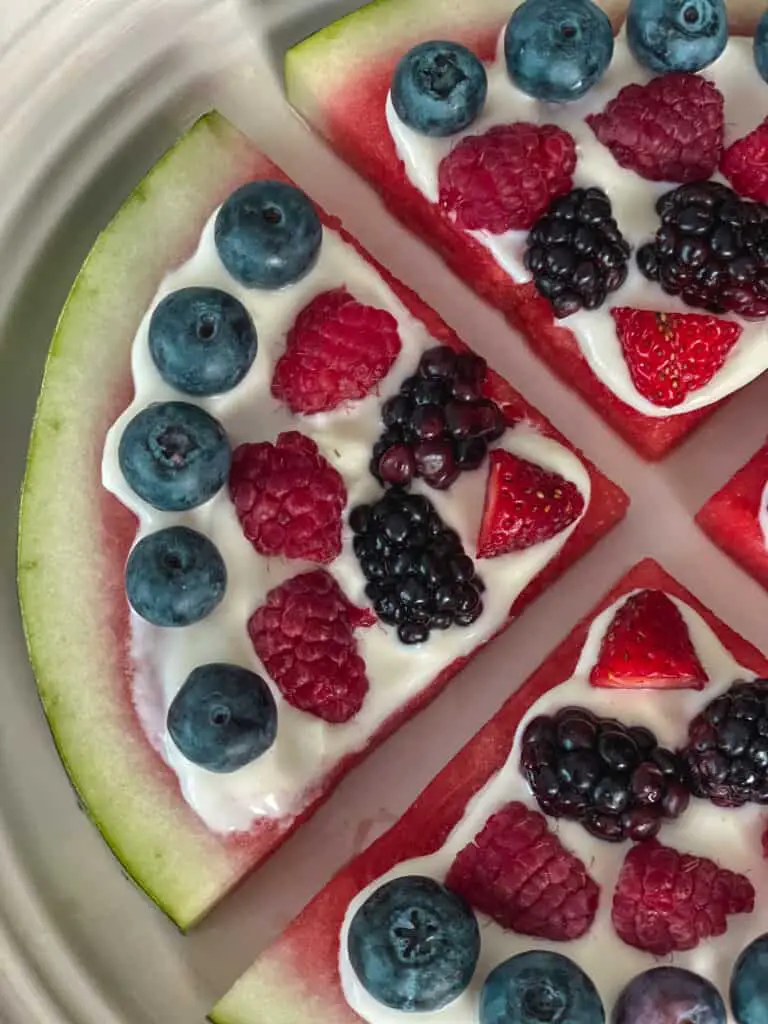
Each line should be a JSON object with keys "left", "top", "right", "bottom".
{"left": 148, "top": 287, "right": 257, "bottom": 396}
{"left": 391, "top": 41, "right": 487, "bottom": 138}
{"left": 118, "top": 401, "right": 231, "bottom": 511}
{"left": 731, "top": 933, "right": 768, "bottom": 1024}
{"left": 481, "top": 950, "right": 604, "bottom": 1024}
{"left": 347, "top": 875, "right": 480, "bottom": 1011}
{"left": 755, "top": 12, "right": 768, "bottom": 84}
{"left": 125, "top": 526, "right": 226, "bottom": 627}
{"left": 504, "top": 0, "right": 614, "bottom": 102}
{"left": 627, "top": 0, "right": 727, "bottom": 73}
{"left": 167, "top": 663, "right": 277, "bottom": 772}
{"left": 214, "top": 180, "right": 322, "bottom": 289}
{"left": 613, "top": 967, "right": 725, "bottom": 1024}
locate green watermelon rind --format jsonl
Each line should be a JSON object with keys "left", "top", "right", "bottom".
{"left": 17, "top": 111, "right": 263, "bottom": 931}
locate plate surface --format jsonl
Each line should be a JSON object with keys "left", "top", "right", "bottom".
{"left": 3, "top": 1, "right": 768, "bottom": 1021}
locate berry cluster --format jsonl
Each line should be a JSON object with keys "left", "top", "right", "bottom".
{"left": 637, "top": 181, "right": 768, "bottom": 319}
{"left": 524, "top": 187, "right": 631, "bottom": 318}
{"left": 371, "top": 346, "right": 506, "bottom": 490}
{"left": 350, "top": 489, "right": 485, "bottom": 644}
{"left": 520, "top": 706, "right": 689, "bottom": 842}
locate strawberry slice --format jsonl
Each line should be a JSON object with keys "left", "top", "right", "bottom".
{"left": 611, "top": 307, "right": 741, "bottom": 408}
{"left": 590, "top": 589, "right": 708, "bottom": 690}
{"left": 721, "top": 117, "right": 768, "bottom": 204}
{"left": 476, "top": 449, "right": 584, "bottom": 558}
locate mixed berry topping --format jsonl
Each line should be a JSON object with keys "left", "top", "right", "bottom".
{"left": 611, "top": 308, "right": 742, "bottom": 408}
{"left": 438, "top": 123, "right": 576, "bottom": 233}
{"left": 391, "top": 41, "right": 487, "bottom": 138}
{"left": 271, "top": 288, "right": 401, "bottom": 415}
{"left": 521, "top": 706, "right": 689, "bottom": 842}
{"left": 587, "top": 73, "right": 724, "bottom": 184}
{"left": 626, "top": 0, "right": 727, "bottom": 74}
{"left": 446, "top": 801, "right": 599, "bottom": 941}
{"left": 477, "top": 449, "right": 584, "bottom": 558}
{"left": 229, "top": 431, "right": 346, "bottom": 564}
{"left": 524, "top": 188, "right": 631, "bottom": 318}
{"left": 612, "top": 839, "right": 754, "bottom": 955}
{"left": 681, "top": 679, "right": 768, "bottom": 807}
{"left": 615, "top": 968, "right": 726, "bottom": 1024}
{"left": 350, "top": 489, "right": 485, "bottom": 644}
{"left": 371, "top": 346, "right": 505, "bottom": 490}
{"left": 247, "top": 570, "right": 374, "bottom": 723}
{"left": 721, "top": 117, "right": 768, "bottom": 205}
{"left": 637, "top": 181, "right": 768, "bottom": 320}
{"left": 589, "top": 589, "right": 708, "bottom": 689}
{"left": 481, "top": 951, "right": 605, "bottom": 1024}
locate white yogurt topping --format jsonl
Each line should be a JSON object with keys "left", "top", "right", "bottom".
{"left": 386, "top": 32, "right": 768, "bottom": 418}
{"left": 758, "top": 480, "right": 768, "bottom": 551}
{"left": 339, "top": 591, "right": 765, "bottom": 1024}
{"left": 101, "top": 211, "right": 591, "bottom": 833}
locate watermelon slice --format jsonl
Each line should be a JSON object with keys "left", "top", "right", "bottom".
{"left": 696, "top": 440, "right": 768, "bottom": 592}
{"left": 17, "top": 111, "right": 627, "bottom": 930}
{"left": 210, "top": 558, "right": 768, "bottom": 1024}
{"left": 283, "top": 0, "right": 764, "bottom": 459}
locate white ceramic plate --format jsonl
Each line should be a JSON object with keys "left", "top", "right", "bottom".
{"left": 4, "top": 2, "right": 768, "bottom": 1021}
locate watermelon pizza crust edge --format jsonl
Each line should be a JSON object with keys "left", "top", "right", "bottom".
{"left": 210, "top": 555, "right": 768, "bottom": 1024}
{"left": 17, "top": 111, "right": 627, "bottom": 929}
{"left": 284, "top": 0, "right": 768, "bottom": 459}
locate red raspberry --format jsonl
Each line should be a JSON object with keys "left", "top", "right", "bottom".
{"left": 612, "top": 839, "right": 754, "bottom": 956}
{"left": 762, "top": 822, "right": 768, "bottom": 860}
{"left": 248, "top": 570, "right": 375, "bottom": 723}
{"left": 229, "top": 431, "right": 345, "bottom": 564}
{"left": 438, "top": 123, "right": 577, "bottom": 233}
{"left": 446, "top": 801, "right": 599, "bottom": 941}
{"left": 721, "top": 117, "right": 768, "bottom": 204}
{"left": 587, "top": 73, "right": 724, "bottom": 183}
{"left": 271, "top": 288, "right": 401, "bottom": 415}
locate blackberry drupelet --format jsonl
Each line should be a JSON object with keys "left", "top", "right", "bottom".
{"left": 350, "top": 489, "right": 485, "bottom": 644}
{"left": 520, "top": 706, "right": 689, "bottom": 841}
{"left": 637, "top": 181, "right": 768, "bottom": 319}
{"left": 371, "top": 346, "right": 506, "bottom": 490}
{"left": 681, "top": 679, "right": 768, "bottom": 807}
{"left": 524, "top": 187, "right": 631, "bottom": 318}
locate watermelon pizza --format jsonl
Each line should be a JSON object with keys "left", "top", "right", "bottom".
{"left": 284, "top": 0, "right": 768, "bottom": 459}
{"left": 17, "top": 111, "right": 626, "bottom": 931}
{"left": 212, "top": 557, "right": 768, "bottom": 1024}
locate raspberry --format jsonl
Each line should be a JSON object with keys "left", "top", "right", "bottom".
{"left": 762, "top": 821, "right": 768, "bottom": 859}
{"left": 271, "top": 288, "right": 401, "bottom": 415}
{"left": 587, "top": 73, "right": 724, "bottom": 183}
{"left": 612, "top": 839, "right": 754, "bottom": 955}
{"left": 721, "top": 117, "right": 768, "bottom": 205}
{"left": 446, "top": 802, "right": 599, "bottom": 941}
{"left": 229, "top": 431, "right": 345, "bottom": 563}
{"left": 438, "top": 123, "right": 576, "bottom": 233}
{"left": 248, "top": 570, "right": 375, "bottom": 723}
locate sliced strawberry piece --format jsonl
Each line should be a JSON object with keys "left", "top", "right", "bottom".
{"left": 476, "top": 449, "right": 585, "bottom": 558}
{"left": 611, "top": 307, "right": 741, "bottom": 408}
{"left": 590, "top": 589, "right": 708, "bottom": 690}
{"left": 721, "top": 117, "right": 768, "bottom": 204}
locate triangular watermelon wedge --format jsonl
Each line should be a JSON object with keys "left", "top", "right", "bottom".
{"left": 283, "top": 0, "right": 750, "bottom": 459}
{"left": 696, "top": 440, "right": 768, "bottom": 592}
{"left": 211, "top": 558, "right": 768, "bottom": 1023}
{"left": 17, "top": 112, "right": 627, "bottom": 930}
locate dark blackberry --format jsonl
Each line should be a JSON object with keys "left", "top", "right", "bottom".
{"left": 524, "top": 187, "right": 631, "bottom": 319}
{"left": 520, "top": 707, "right": 689, "bottom": 843}
{"left": 638, "top": 181, "right": 768, "bottom": 319}
{"left": 349, "top": 488, "right": 484, "bottom": 644}
{"left": 371, "top": 346, "right": 506, "bottom": 490}
{"left": 681, "top": 679, "right": 768, "bottom": 806}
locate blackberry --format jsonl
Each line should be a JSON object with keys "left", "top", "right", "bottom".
{"left": 637, "top": 181, "right": 768, "bottom": 319}
{"left": 681, "top": 679, "right": 768, "bottom": 807}
{"left": 520, "top": 707, "right": 689, "bottom": 842}
{"left": 371, "top": 346, "right": 506, "bottom": 490}
{"left": 524, "top": 187, "right": 631, "bottom": 318}
{"left": 350, "top": 489, "right": 484, "bottom": 644}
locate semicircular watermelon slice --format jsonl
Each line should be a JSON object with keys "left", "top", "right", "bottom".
{"left": 18, "top": 111, "right": 627, "bottom": 930}
{"left": 211, "top": 558, "right": 768, "bottom": 1024}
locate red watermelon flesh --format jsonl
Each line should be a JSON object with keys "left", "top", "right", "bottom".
{"left": 18, "top": 111, "right": 626, "bottom": 930}
{"left": 696, "top": 440, "right": 768, "bottom": 592}
{"left": 283, "top": 0, "right": 766, "bottom": 460}
{"left": 211, "top": 557, "right": 768, "bottom": 1023}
